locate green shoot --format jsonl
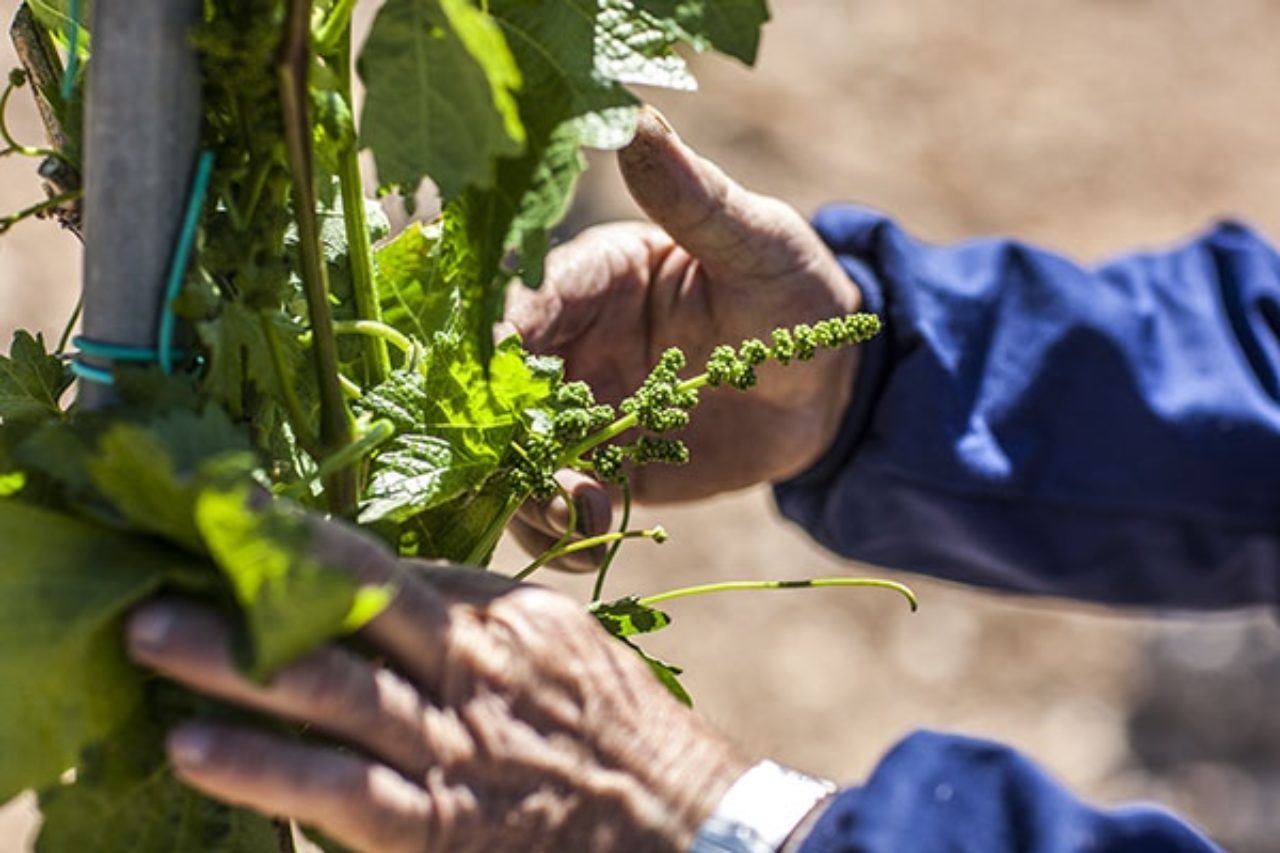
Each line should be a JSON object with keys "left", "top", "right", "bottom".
{"left": 639, "top": 577, "right": 919, "bottom": 613}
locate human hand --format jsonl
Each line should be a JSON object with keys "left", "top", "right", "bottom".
{"left": 506, "top": 110, "right": 863, "bottom": 561}
{"left": 126, "top": 517, "right": 748, "bottom": 852}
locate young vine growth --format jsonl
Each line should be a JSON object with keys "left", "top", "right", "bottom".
{"left": 0, "top": 1, "right": 912, "bottom": 849}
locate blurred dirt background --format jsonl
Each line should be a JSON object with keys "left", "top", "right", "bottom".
{"left": 3, "top": 0, "right": 1280, "bottom": 849}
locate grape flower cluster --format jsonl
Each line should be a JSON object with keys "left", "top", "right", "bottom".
{"left": 510, "top": 313, "right": 881, "bottom": 500}
{"left": 706, "top": 313, "right": 882, "bottom": 390}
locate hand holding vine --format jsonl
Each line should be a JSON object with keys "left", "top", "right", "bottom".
{"left": 126, "top": 517, "right": 747, "bottom": 852}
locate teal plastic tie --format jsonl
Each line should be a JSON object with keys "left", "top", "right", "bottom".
{"left": 60, "top": 0, "right": 81, "bottom": 102}
{"left": 158, "top": 150, "right": 215, "bottom": 374}
{"left": 71, "top": 337, "right": 192, "bottom": 386}
{"left": 72, "top": 338, "right": 155, "bottom": 386}
{"left": 73, "top": 149, "right": 213, "bottom": 387}
{"left": 73, "top": 337, "right": 162, "bottom": 363}
{"left": 70, "top": 359, "right": 114, "bottom": 386}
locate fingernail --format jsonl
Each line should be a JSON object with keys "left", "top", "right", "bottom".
{"left": 169, "top": 725, "right": 214, "bottom": 768}
{"left": 642, "top": 104, "right": 677, "bottom": 137}
{"left": 130, "top": 606, "right": 174, "bottom": 651}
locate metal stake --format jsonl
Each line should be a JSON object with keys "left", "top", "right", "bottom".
{"left": 79, "top": 0, "right": 202, "bottom": 408}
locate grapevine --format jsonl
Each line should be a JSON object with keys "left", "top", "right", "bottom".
{"left": 0, "top": 1, "right": 914, "bottom": 850}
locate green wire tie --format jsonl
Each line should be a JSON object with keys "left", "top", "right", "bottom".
{"left": 73, "top": 150, "right": 214, "bottom": 386}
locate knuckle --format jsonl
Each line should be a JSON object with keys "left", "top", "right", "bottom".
{"left": 493, "top": 589, "right": 587, "bottom": 648}
{"left": 361, "top": 766, "right": 433, "bottom": 853}
{"left": 423, "top": 706, "right": 475, "bottom": 768}
{"left": 515, "top": 587, "right": 581, "bottom": 622}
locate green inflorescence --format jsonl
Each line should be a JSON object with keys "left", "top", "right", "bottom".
{"left": 620, "top": 348, "right": 698, "bottom": 432}
{"left": 709, "top": 313, "right": 881, "bottom": 390}
{"left": 506, "top": 312, "right": 881, "bottom": 527}
{"left": 552, "top": 381, "right": 617, "bottom": 442}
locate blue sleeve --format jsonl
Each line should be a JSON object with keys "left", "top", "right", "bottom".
{"left": 774, "top": 206, "right": 1280, "bottom": 609}
{"left": 796, "top": 730, "right": 1220, "bottom": 853}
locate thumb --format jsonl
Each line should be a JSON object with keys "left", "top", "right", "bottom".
{"left": 619, "top": 107, "right": 806, "bottom": 279}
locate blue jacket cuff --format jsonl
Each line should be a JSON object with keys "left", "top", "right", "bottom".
{"left": 796, "top": 730, "right": 1220, "bottom": 853}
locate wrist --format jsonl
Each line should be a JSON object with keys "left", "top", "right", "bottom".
{"left": 588, "top": 702, "right": 750, "bottom": 853}
{"left": 652, "top": 735, "right": 753, "bottom": 851}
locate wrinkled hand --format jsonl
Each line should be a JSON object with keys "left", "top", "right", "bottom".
{"left": 507, "top": 109, "right": 862, "bottom": 563}
{"left": 126, "top": 518, "right": 746, "bottom": 853}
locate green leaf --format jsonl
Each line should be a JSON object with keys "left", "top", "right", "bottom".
{"left": 360, "top": 0, "right": 526, "bottom": 201}
{"left": 0, "top": 331, "right": 72, "bottom": 424}
{"left": 374, "top": 220, "right": 449, "bottom": 344}
{"left": 27, "top": 0, "right": 92, "bottom": 45}
{"left": 89, "top": 426, "right": 206, "bottom": 551}
{"left": 0, "top": 471, "right": 25, "bottom": 496}
{"left": 11, "top": 415, "right": 95, "bottom": 496}
{"left": 590, "top": 596, "right": 672, "bottom": 637}
{"left": 289, "top": 187, "right": 391, "bottom": 304}
{"left": 36, "top": 699, "right": 278, "bottom": 853}
{"left": 507, "top": 122, "right": 591, "bottom": 287}
{"left": 489, "top": 334, "right": 563, "bottom": 414}
{"left": 87, "top": 412, "right": 256, "bottom": 553}
{"left": 112, "top": 368, "right": 203, "bottom": 412}
{"left": 0, "top": 502, "right": 190, "bottom": 801}
{"left": 632, "top": 0, "right": 771, "bottom": 64}
{"left": 361, "top": 432, "right": 502, "bottom": 524}
{"left": 197, "top": 300, "right": 307, "bottom": 421}
{"left": 431, "top": 0, "right": 770, "bottom": 355}
{"left": 357, "top": 337, "right": 558, "bottom": 526}
{"left": 621, "top": 638, "right": 692, "bottom": 706}
{"left": 433, "top": 0, "right": 628, "bottom": 352}
{"left": 595, "top": 0, "right": 697, "bottom": 91}
{"left": 397, "top": 479, "right": 513, "bottom": 564}
{"left": 358, "top": 363, "right": 513, "bottom": 524}
{"left": 195, "top": 485, "right": 388, "bottom": 679}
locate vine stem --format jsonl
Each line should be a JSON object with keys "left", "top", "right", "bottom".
{"left": 315, "top": 0, "right": 361, "bottom": 54}
{"left": 332, "top": 320, "right": 413, "bottom": 356}
{"left": 513, "top": 480, "right": 579, "bottom": 578}
{"left": 330, "top": 27, "right": 390, "bottom": 385}
{"left": 261, "top": 312, "right": 323, "bottom": 460}
{"left": 591, "top": 480, "right": 631, "bottom": 601}
{"left": 0, "top": 80, "right": 71, "bottom": 163}
{"left": 463, "top": 492, "right": 522, "bottom": 567}
{"left": 637, "top": 578, "right": 919, "bottom": 612}
{"left": 55, "top": 296, "right": 82, "bottom": 354}
{"left": 515, "top": 527, "right": 666, "bottom": 582}
{"left": 0, "top": 189, "right": 80, "bottom": 234}
{"left": 279, "top": 0, "right": 356, "bottom": 515}
{"left": 277, "top": 419, "right": 394, "bottom": 498}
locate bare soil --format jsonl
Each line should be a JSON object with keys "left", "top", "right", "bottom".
{"left": 2, "top": 1, "right": 1278, "bottom": 849}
